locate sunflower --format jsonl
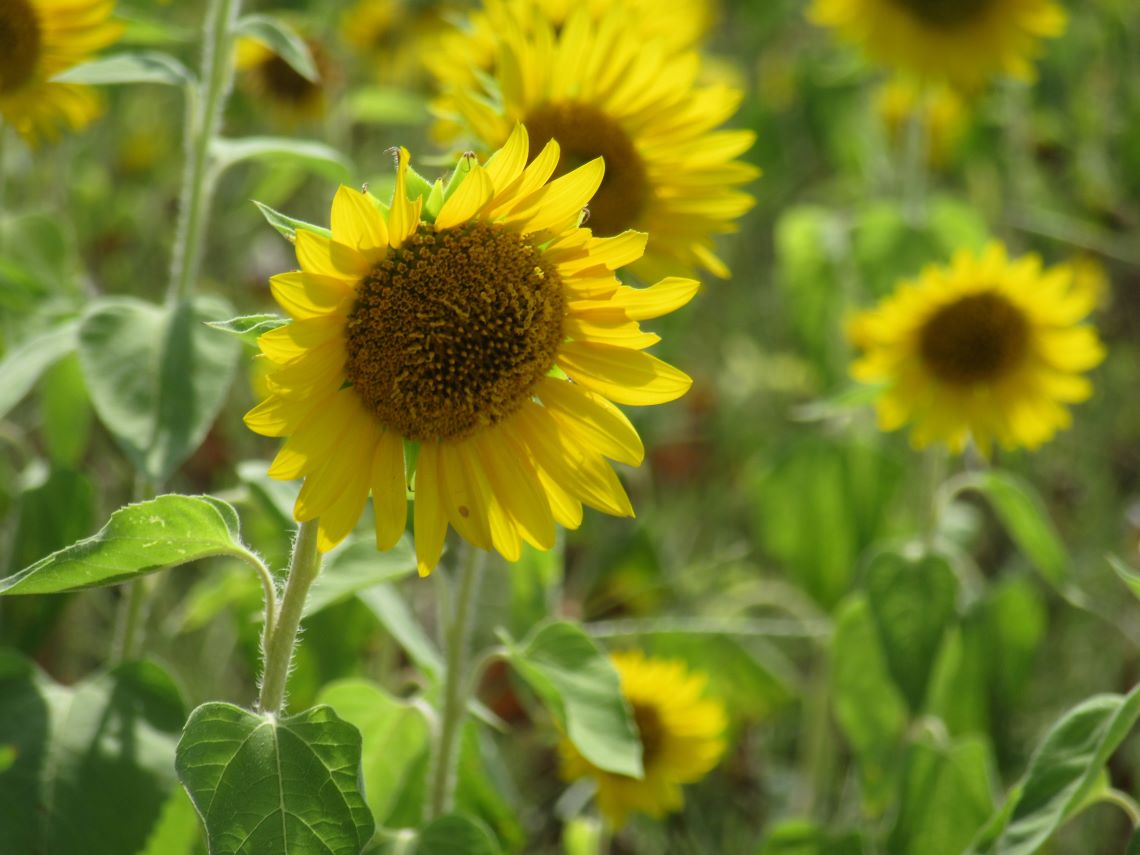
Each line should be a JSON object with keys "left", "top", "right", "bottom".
{"left": 849, "top": 242, "right": 1106, "bottom": 455}
{"left": 339, "top": 0, "right": 459, "bottom": 87}
{"left": 0, "top": 0, "right": 121, "bottom": 145}
{"left": 559, "top": 651, "right": 727, "bottom": 827}
{"left": 808, "top": 0, "right": 1066, "bottom": 89}
{"left": 244, "top": 126, "right": 699, "bottom": 574}
{"left": 235, "top": 35, "right": 332, "bottom": 124}
{"left": 428, "top": 3, "right": 757, "bottom": 282}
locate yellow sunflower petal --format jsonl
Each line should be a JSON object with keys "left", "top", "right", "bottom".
{"left": 435, "top": 163, "right": 496, "bottom": 230}
{"left": 331, "top": 185, "right": 389, "bottom": 253}
{"left": 413, "top": 443, "right": 448, "bottom": 576}
{"left": 557, "top": 342, "right": 693, "bottom": 405}
{"left": 538, "top": 378, "right": 645, "bottom": 466}
{"left": 371, "top": 431, "right": 408, "bottom": 551}
{"left": 269, "top": 272, "right": 352, "bottom": 320}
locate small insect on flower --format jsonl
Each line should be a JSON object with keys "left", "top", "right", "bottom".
{"left": 559, "top": 651, "right": 727, "bottom": 828}
{"left": 245, "top": 125, "right": 701, "bottom": 575}
{"left": 0, "top": 0, "right": 122, "bottom": 145}
{"left": 848, "top": 242, "right": 1106, "bottom": 455}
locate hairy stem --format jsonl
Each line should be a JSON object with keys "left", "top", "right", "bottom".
{"left": 426, "top": 542, "right": 486, "bottom": 818}
{"left": 167, "top": 0, "right": 241, "bottom": 304}
{"left": 257, "top": 520, "right": 322, "bottom": 714}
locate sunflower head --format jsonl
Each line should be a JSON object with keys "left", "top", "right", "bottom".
{"left": 849, "top": 242, "right": 1106, "bottom": 455}
{"left": 428, "top": 2, "right": 758, "bottom": 281}
{"left": 236, "top": 35, "right": 332, "bottom": 123}
{"left": 809, "top": 0, "right": 1067, "bottom": 89}
{"left": 0, "top": 0, "right": 122, "bottom": 144}
{"left": 559, "top": 651, "right": 727, "bottom": 827}
{"left": 245, "top": 126, "right": 699, "bottom": 574}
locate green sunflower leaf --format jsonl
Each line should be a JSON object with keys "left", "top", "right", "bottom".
{"left": 968, "top": 684, "right": 1140, "bottom": 854}
{"left": 175, "top": 702, "right": 374, "bottom": 855}
{"left": 254, "top": 200, "right": 332, "bottom": 242}
{"left": 211, "top": 137, "right": 354, "bottom": 182}
{"left": 52, "top": 50, "right": 196, "bottom": 86}
{"left": 0, "top": 494, "right": 258, "bottom": 595}
{"left": 415, "top": 815, "right": 502, "bottom": 855}
{"left": 939, "top": 470, "right": 1076, "bottom": 600}
{"left": 77, "top": 295, "right": 240, "bottom": 484}
{"left": 0, "top": 652, "right": 186, "bottom": 855}
{"left": 233, "top": 14, "right": 318, "bottom": 82}
{"left": 505, "top": 619, "right": 643, "bottom": 779}
{"left": 206, "top": 313, "right": 288, "bottom": 346}
{"left": 0, "top": 319, "right": 78, "bottom": 421}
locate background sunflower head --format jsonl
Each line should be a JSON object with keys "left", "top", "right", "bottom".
{"left": 559, "top": 650, "right": 727, "bottom": 827}
{"left": 849, "top": 241, "right": 1106, "bottom": 455}
{"left": 809, "top": 0, "right": 1067, "bottom": 90}
{"left": 426, "top": 1, "right": 758, "bottom": 281}
{"left": 0, "top": 0, "right": 122, "bottom": 144}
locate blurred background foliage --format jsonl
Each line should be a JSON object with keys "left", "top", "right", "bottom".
{"left": 2, "top": 0, "right": 1140, "bottom": 852}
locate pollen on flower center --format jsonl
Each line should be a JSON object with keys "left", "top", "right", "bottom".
{"left": 524, "top": 101, "right": 649, "bottom": 237}
{"left": 892, "top": 0, "right": 993, "bottom": 27}
{"left": 631, "top": 701, "right": 665, "bottom": 770}
{"left": 0, "top": 0, "right": 42, "bottom": 94}
{"left": 344, "top": 221, "right": 565, "bottom": 442}
{"left": 918, "top": 291, "right": 1029, "bottom": 385}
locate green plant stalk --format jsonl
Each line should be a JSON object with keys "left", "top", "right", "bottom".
{"left": 426, "top": 542, "right": 486, "bottom": 819}
{"left": 167, "top": 0, "right": 240, "bottom": 304}
{"left": 1101, "top": 788, "right": 1140, "bottom": 827}
{"left": 257, "top": 519, "right": 322, "bottom": 714}
{"left": 902, "top": 102, "right": 930, "bottom": 225}
{"left": 111, "top": 575, "right": 154, "bottom": 662}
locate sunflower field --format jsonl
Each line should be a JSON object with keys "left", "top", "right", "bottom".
{"left": 2, "top": 0, "right": 1140, "bottom": 852}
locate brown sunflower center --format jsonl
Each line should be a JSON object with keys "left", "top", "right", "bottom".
{"left": 631, "top": 701, "right": 665, "bottom": 769}
{"left": 918, "top": 291, "right": 1029, "bottom": 385}
{"left": 259, "top": 48, "right": 322, "bottom": 105}
{"left": 0, "top": 0, "right": 42, "bottom": 94}
{"left": 344, "top": 221, "right": 565, "bottom": 442}
{"left": 523, "top": 101, "right": 649, "bottom": 238}
{"left": 891, "top": 0, "right": 993, "bottom": 27}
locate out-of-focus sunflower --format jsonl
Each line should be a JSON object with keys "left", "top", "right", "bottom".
{"left": 559, "top": 651, "right": 726, "bottom": 827}
{"left": 339, "top": 0, "right": 459, "bottom": 86}
{"left": 428, "top": 3, "right": 756, "bottom": 281}
{"left": 875, "top": 78, "right": 967, "bottom": 168}
{"left": 808, "top": 0, "right": 1066, "bottom": 90}
{"left": 235, "top": 35, "right": 332, "bottom": 124}
{"left": 849, "top": 242, "right": 1105, "bottom": 454}
{"left": 427, "top": 0, "right": 715, "bottom": 93}
{"left": 245, "top": 125, "right": 699, "bottom": 574}
{"left": 0, "top": 0, "right": 122, "bottom": 145}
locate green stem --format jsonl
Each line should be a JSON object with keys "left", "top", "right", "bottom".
{"left": 1101, "top": 788, "right": 1140, "bottom": 828}
{"left": 923, "top": 446, "right": 949, "bottom": 549}
{"left": 426, "top": 542, "right": 485, "bottom": 819}
{"left": 167, "top": 0, "right": 240, "bottom": 304}
{"left": 0, "top": 126, "right": 8, "bottom": 256}
{"left": 111, "top": 575, "right": 153, "bottom": 662}
{"left": 257, "top": 520, "right": 322, "bottom": 714}
{"left": 793, "top": 662, "right": 834, "bottom": 818}
{"left": 902, "top": 98, "right": 929, "bottom": 225}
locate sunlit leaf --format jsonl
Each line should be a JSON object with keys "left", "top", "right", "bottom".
{"left": 970, "top": 684, "right": 1140, "bottom": 854}
{"left": 233, "top": 14, "right": 318, "bottom": 81}
{"left": 506, "top": 620, "right": 642, "bottom": 778}
{"left": 415, "top": 814, "right": 502, "bottom": 855}
{"left": 759, "top": 818, "right": 868, "bottom": 855}
{"left": 0, "top": 495, "right": 256, "bottom": 595}
{"left": 211, "top": 137, "right": 353, "bottom": 182}
{"left": 304, "top": 537, "right": 417, "bottom": 617}
{"left": 889, "top": 735, "right": 995, "bottom": 855}
{"left": 176, "top": 702, "right": 373, "bottom": 855}
{"left": 52, "top": 51, "right": 194, "bottom": 86}
{"left": 865, "top": 549, "right": 959, "bottom": 711}
{"left": 78, "top": 295, "right": 240, "bottom": 484}
{"left": 315, "top": 679, "right": 429, "bottom": 827}
{"left": 0, "top": 320, "right": 78, "bottom": 421}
